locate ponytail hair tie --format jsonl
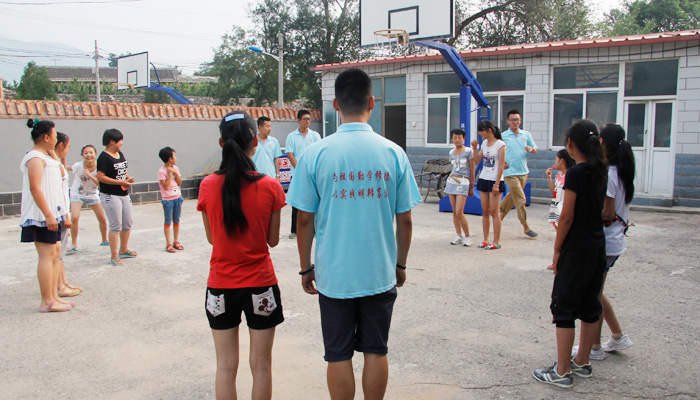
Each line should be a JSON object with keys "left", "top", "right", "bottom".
{"left": 619, "top": 139, "right": 623, "bottom": 145}
{"left": 33, "top": 118, "right": 40, "bottom": 126}
{"left": 590, "top": 131, "right": 594, "bottom": 136}
{"left": 225, "top": 114, "right": 245, "bottom": 122}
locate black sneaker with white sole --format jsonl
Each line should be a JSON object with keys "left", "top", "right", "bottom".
{"left": 533, "top": 362, "right": 574, "bottom": 388}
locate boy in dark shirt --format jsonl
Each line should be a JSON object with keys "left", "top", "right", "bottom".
{"left": 96, "top": 129, "right": 137, "bottom": 266}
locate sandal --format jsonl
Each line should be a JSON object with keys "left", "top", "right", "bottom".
{"left": 65, "top": 282, "right": 82, "bottom": 291}
{"left": 486, "top": 244, "right": 502, "bottom": 250}
{"left": 40, "top": 301, "right": 71, "bottom": 313}
{"left": 478, "top": 242, "right": 489, "bottom": 248}
{"left": 66, "top": 246, "right": 78, "bottom": 255}
{"left": 109, "top": 257, "right": 123, "bottom": 266}
{"left": 173, "top": 242, "right": 184, "bottom": 250}
{"left": 166, "top": 244, "right": 176, "bottom": 253}
{"left": 58, "top": 286, "right": 80, "bottom": 297}
{"left": 100, "top": 241, "right": 109, "bottom": 246}
{"left": 118, "top": 250, "right": 137, "bottom": 258}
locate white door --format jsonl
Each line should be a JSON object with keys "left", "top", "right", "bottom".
{"left": 623, "top": 101, "right": 675, "bottom": 196}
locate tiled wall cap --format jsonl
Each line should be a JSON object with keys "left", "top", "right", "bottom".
{"left": 0, "top": 100, "right": 321, "bottom": 122}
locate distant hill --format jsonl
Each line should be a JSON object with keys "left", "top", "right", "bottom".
{"left": 0, "top": 35, "right": 102, "bottom": 85}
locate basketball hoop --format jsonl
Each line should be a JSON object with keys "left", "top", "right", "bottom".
{"left": 116, "top": 83, "right": 136, "bottom": 90}
{"left": 374, "top": 29, "right": 409, "bottom": 46}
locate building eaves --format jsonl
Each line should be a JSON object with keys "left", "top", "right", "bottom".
{"left": 312, "top": 29, "right": 700, "bottom": 71}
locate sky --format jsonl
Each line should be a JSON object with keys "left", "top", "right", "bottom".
{"left": 0, "top": 0, "right": 624, "bottom": 84}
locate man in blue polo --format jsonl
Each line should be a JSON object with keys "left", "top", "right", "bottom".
{"left": 500, "top": 109, "right": 539, "bottom": 238}
{"left": 287, "top": 68, "right": 421, "bottom": 400}
{"left": 285, "top": 109, "right": 321, "bottom": 239}
{"left": 252, "top": 116, "right": 282, "bottom": 180}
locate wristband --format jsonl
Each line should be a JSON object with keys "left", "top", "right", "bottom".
{"left": 299, "top": 264, "right": 315, "bottom": 275}
{"left": 396, "top": 264, "right": 406, "bottom": 270}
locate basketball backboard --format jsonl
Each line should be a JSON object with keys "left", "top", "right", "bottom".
{"left": 116, "top": 52, "right": 149, "bottom": 90}
{"left": 359, "top": 0, "right": 454, "bottom": 47}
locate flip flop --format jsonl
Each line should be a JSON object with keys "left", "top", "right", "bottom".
{"left": 118, "top": 250, "right": 137, "bottom": 258}
{"left": 66, "top": 247, "right": 78, "bottom": 255}
{"left": 58, "top": 286, "right": 80, "bottom": 297}
{"left": 525, "top": 230, "right": 539, "bottom": 238}
{"left": 40, "top": 301, "right": 71, "bottom": 313}
{"left": 486, "top": 244, "right": 502, "bottom": 250}
{"left": 109, "top": 257, "right": 123, "bottom": 266}
{"left": 100, "top": 241, "right": 109, "bottom": 246}
{"left": 65, "top": 282, "right": 82, "bottom": 291}
{"left": 166, "top": 244, "right": 176, "bottom": 253}
{"left": 173, "top": 242, "right": 184, "bottom": 250}
{"left": 478, "top": 241, "right": 489, "bottom": 248}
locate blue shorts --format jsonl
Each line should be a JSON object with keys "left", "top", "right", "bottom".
{"left": 162, "top": 196, "right": 183, "bottom": 226}
{"left": 319, "top": 287, "right": 397, "bottom": 362}
{"left": 70, "top": 195, "right": 101, "bottom": 207}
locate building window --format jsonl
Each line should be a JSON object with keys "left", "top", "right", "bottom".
{"left": 554, "top": 64, "right": 619, "bottom": 89}
{"left": 427, "top": 70, "right": 524, "bottom": 145}
{"left": 551, "top": 91, "right": 618, "bottom": 146}
{"left": 551, "top": 63, "right": 620, "bottom": 146}
{"left": 477, "top": 69, "right": 526, "bottom": 92}
{"left": 369, "top": 76, "right": 407, "bottom": 148}
{"left": 624, "top": 59, "right": 679, "bottom": 97}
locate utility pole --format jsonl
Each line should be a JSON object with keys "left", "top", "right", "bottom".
{"left": 278, "top": 33, "right": 283, "bottom": 108}
{"left": 94, "top": 40, "right": 101, "bottom": 103}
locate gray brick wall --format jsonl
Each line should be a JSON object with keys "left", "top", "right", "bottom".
{"left": 0, "top": 177, "right": 205, "bottom": 218}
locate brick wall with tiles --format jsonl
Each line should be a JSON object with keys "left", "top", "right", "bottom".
{"left": 0, "top": 100, "right": 320, "bottom": 218}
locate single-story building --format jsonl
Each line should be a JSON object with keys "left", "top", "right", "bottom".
{"left": 313, "top": 30, "right": 700, "bottom": 207}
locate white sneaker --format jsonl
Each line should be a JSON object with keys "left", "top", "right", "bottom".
{"left": 603, "top": 335, "right": 633, "bottom": 352}
{"left": 572, "top": 345, "right": 606, "bottom": 361}
{"left": 450, "top": 235, "right": 463, "bottom": 245}
{"left": 462, "top": 237, "right": 473, "bottom": 246}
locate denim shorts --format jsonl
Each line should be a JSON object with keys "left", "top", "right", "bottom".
{"left": 162, "top": 196, "right": 184, "bottom": 225}
{"left": 70, "top": 195, "right": 101, "bottom": 207}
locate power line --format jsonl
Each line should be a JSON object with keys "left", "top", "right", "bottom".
{"left": 0, "top": 0, "right": 141, "bottom": 5}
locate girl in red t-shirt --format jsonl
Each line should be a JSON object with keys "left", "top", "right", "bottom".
{"left": 197, "top": 111, "right": 286, "bottom": 399}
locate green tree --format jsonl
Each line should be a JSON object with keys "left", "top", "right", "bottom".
{"left": 602, "top": 0, "right": 700, "bottom": 37}
{"left": 71, "top": 78, "right": 91, "bottom": 102}
{"left": 16, "top": 62, "right": 57, "bottom": 101}
{"left": 143, "top": 89, "right": 171, "bottom": 104}
{"left": 203, "top": 0, "right": 365, "bottom": 108}
{"left": 108, "top": 52, "right": 132, "bottom": 67}
{"left": 452, "top": 0, "right": 594, "bottom": 48}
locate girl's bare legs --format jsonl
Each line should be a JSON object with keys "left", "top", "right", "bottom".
{"left": 36, "top": 242, "right": 69, "bottom": 311}
{"left": 479, "top": 192, "right": 490, "bottom": 243}
{"left": 448, "top": 195, "right": 460, "bottom": 235}
{"left": 212, "top": 327, "right": 240, "bottom": 400}
{"left": 249, "top": 327, "right": 276, "bottom": 400}
{"left": 173, "top": 223, "right": 180, "bottom": 245}
{"left": 50, "top": 244, "right": 72, "bottom": 305}
{"left": 454, "top": 195, "right": 469, "bottom": 236}
{"left": 595, "top": 272, "right": 623, "bottom": 346}
{"left": 90, "top": 203, "right": 108, "bottom": 243}
{"left": 490, "top": 191, "right": 503, "bottom": 245}
{"left": 70, "top": 202, "right": 82, "bottom": 248}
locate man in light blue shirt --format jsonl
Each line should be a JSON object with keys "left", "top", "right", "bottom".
{"left": 287, "top": 68, "right": 421, "bottom": 400}
{"left": 500, "top": 109, "right": 539, "bottom": 238}
{"left": 285, "top": 109, "right": 322, "bottom": 239}
{"left": 252, "top": 116, "right": 282, "bottom": 180}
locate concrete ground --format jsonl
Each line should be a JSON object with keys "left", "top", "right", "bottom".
{"left": 1, "top": 197, "right": 699, "bottom": 399}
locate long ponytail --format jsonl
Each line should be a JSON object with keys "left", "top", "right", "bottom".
{"left": 476, "top": 119, "right": 501, "bottom": 140}
{"left": 217, "top": 111, "right": 263, "bottom": 236}
{"left": 600, "top": 124, "right": 635, "bottom": 204}
{"left": 565, "top": 119, "right": 607, "bottom": 192}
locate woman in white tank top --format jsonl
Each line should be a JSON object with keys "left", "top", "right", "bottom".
{"left": 20, "top": 119, "right": 72, "bottom": 313}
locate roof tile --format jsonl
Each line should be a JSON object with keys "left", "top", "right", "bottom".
{"left": 313, "top": 29, "right": 700, "bottom": 71}
{"left": 0, "top": 100, "right": 320, "bottom": 123}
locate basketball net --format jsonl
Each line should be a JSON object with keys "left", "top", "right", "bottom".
{"left": 370, "top": 29, "right": 422, "bottom": 58}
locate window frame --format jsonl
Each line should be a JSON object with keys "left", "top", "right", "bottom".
{"left": 424, "top": 70, "right": 526, "bottom": 147}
